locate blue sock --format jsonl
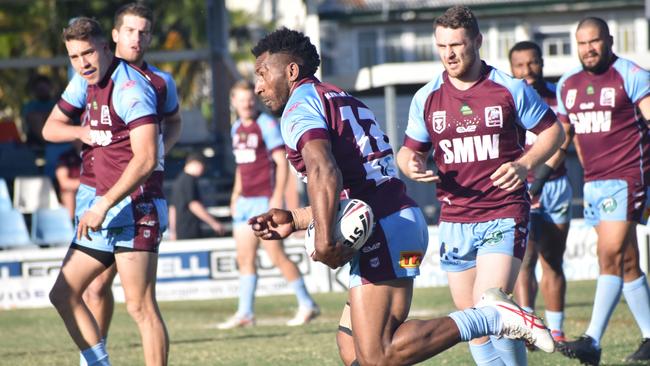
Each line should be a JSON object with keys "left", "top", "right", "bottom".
{"left": 289, "top": 278, "right": 315, "bottom": 309}
{"left": 623, "top": 273, "right": 650, "bottom": 338}
{"left": 81, "top": 340, "right": 110, "bottom": 366}
{"left": 585, "top": 274, "right": 623, "bottom": 346}
{"left": 449, "top": 306, "right": 500, "bottom": 342}
{"left": 490, "top": 336, "right": 527, "bottom": 366}
{"left": 80, "top": 338, "right": 105, "bottom": 366}
{"left": 469, "top": 340, "right": 505, "bottom": 366}
{"left": 521, "top": 306, "right": 534, "bottom": 314}
{"left": 236, "top": 274, "right": 257, "bottom": 317}
{"left": 545, "top": 310, "right": 564, "bottom": 333}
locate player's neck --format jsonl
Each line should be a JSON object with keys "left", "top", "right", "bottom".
{"left": 448, "top": 58, "right": 483, "bottom": 91}
{"left": 116, "top": 53, "right": 144, "bottom": 68}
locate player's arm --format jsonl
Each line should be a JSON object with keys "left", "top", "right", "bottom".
{"left": 269, "top": 149, "right": 288, "bottom": 209}
{"left": 396, "top": 146, "right": 439, "bottom": 183}
{"left": 528, "top": 121, "right": 574, "bottom": 196}
{"left": 77, "top": 123, "right": 158, "bottom": 239}
{"left": 42, "top": 105, "right": 91, "bottom": 144}
{"left": 230, "top": 167, "right": 242, "bottom": 215}
{"left": 168, "top": 205, "right": 177, "bottom": 240}
{"left": 638, "top": 96, "right": 650, "bottom": 122}
{"left": 161, "top": 110, "right": 182, "bottom": 154}
{"left": 188, "top": 201, "right": 224, "bottom": 236}
{"left": 302, "top": 139, "right": 354, "bottom": 269}
{"left": 492, "top": 121, "right": 564, "bottom": 191}
{"left": 55, "top": 165, "right": 80, "bottom": 192}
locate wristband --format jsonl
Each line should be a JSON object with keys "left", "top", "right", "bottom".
{"left": 290, "top": 207, "right": 312, "bottom": 231}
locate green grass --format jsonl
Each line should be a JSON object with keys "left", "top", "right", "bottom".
{"left": 0, "top": 280, "right": 647, "bottom": 365}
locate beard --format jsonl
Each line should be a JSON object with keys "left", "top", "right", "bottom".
{"left": 580, "top": 51, "right": 612, "bottom": 74}
{"left": 445, "top": 48, "right": 478, "bottom": 79}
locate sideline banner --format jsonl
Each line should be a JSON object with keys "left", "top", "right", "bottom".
{"left": 1, "top": 220, "right": 648, "bottom": 309}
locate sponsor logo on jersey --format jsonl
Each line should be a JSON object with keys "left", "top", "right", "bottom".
{"left": 284, "top": 101, "right": 302, "bottom": 116}
{"left": 601, "top": 197, "right": 617, "bottom": 213}
{"left": 460, "top": 103, "right": 473, "bottom": 116}
{"left": 432, "top": 111, "right": 446, "bottom": 134}
{"left": 483, "top": 230, "right": 504, "bottom": 246}
{"left": 100, "top": 105, "right": 112, "bottom": 126}
{"left": 369, "top": 257, "right": 380, "bottom": 268}
{"left": 121, "top": 80, "right": 136, "bottom": 90}
{"left": 600, "top": 87, "right": 615, "bottom": 107}
{"left": 136, "top": 202, "right": 154, "bottom": 215}
{"left": 399, "top": 251, "right": 423, "bottom": 269}
{"left": 439, "top": 134, "right": 500, "bottom": 164}
{"left": 456, "top": 125, "right": 477, "bottom": 133}
{"left": 586, "top": 85, "right": 595, "bottom": 95}
{"left": 579, "top": 102, "right": 594, "bottom": 110}
{"left": 92, "top": 100, "right": 98, "bottom": 110}
{"left": 568, "top": 111, "right": 611, "bottom": 134}
{"left": 565, "top": 89, "right": 577, "bottom": 109}
{"left": 89, "top": 130, "right": 113, "bottom": 146}
{"left": 484, "top": 106, "right": 503, "bottom": 128}
{"left": 361, "top": 242, "right": 381, "bottom": 253}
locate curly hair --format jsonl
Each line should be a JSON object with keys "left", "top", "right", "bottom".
{"left": 62, "top": 17, "right": 105, "bottom": 43}
{"left": 434, "top": 5, "right": 480, "bottom": 39}
{"left": 251, "top": 27, "right": 320, "bottom": 78}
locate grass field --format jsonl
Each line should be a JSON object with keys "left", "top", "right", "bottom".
{"left": 1, "top": 280, "right": 648, "bottom": 365}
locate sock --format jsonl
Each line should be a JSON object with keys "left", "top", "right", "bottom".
{"left": 585, "top": 274, "right": 623, "bottom": 346}
{"left": 469, "top": 339, "right": 505, "bottom": 366}
{"left": 490, "top": 336, "right": 527, "bottom": 366}
{"left": 236, "top": 274, "right": 257, "bottom": 318}
{"left": 80, "top": 340, "right": 110, "bottom": 366}
{"left": 80, "top": 338, "right": 105, "bottom": 366}
{"left": 289, "top": 278, "right": 315, "bottom": 309}
{"left": 545, "top": 310, "right": 564, "bottom": 333}
{"left": 521, "top": 306, "right": 534, "bottom": 314}
{"left": 623, "top": 273, "right": 650, "bottom": 338}
{"left": 449, "top": 306, "right": 500, "bottom": 342}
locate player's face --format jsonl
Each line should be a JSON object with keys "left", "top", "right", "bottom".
{"left": 65, "top": 38, "right": 112, "bottom": 85}
{"left": 576, "top": 25, "right": 613, "bottom": 73}
{"left": 435, "top": 26, "right": 480, "bottom": 79}
{"left": 254, "top": 52, "right": 292, "bottom": 115}
{"left": 231, "top": 89, "right": 257, "bottom": 121}
{"left": 510, "top": 49, "right": 543, "bottom": 85}
{"left": 112, "top": 14, "right": 152, "bottom": 65}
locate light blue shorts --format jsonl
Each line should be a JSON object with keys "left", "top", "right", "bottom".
{"left": 73, "top": 184, "right": 109, "bottom": 251}
{"left": 530, "top": 176, "right": 572, "bottom": 224}
{"left": 349, "top": 206, "right": 429, "bottom": 288}
{"left": 439, "top": 218, "right": 529, "bottom": 272}
{"left": 232, "top": 196, "right": 270, "bottom": 227}
{"left": 583, "top": 179, "right": 647, "bottom": 226}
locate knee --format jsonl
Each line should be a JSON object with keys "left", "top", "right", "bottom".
{"left": 49, "top": 281, "right": 75, "bottom": 310}
{"left": 85, "top": 281, "right": 112, "bottom": 304}
{"left": 125, "top": 299, "right": 150, "bottom": 323}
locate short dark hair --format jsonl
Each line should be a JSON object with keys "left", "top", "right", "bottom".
{"left": 62, "top": 17, "right": 105, "bottom": 43}
{"left": 577, "top": 17, "right": 610, "bottom": 36}
{"left": 114, "top": 3, "right": 154, "bottom": 30}
{"left": 434, "top": 5, "right": 480, "bottom": 39}
{"left": 251, "top": 27, "right": 320, "bottom": 78}
{"left": 509, "top": 41, "right": 542, "bottom": 61}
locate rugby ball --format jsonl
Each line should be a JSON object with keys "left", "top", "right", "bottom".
{"left": 304, "top": 198, "right": 374, "bottom": 258}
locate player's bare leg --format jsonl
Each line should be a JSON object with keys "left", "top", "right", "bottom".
{"left": 622, "top": 226, "right": 642, "bottom": 281}
{"left": 348, "top": 278, "right": 461, "bottom": 366}
{"left": 50, "top": 249, "right": 108, "bottom": 351}
{"left": 83, "top": 264, "right": 117, "bottom": 338}
{"left": 261, "top": 239, "right": 300, "bottom": 281}
{"left": 537, "top": 221, "right": 568, "bottom": 332}
{"left": 336, "top": 301, "right": 356, "bottom": 365}
{"left": 115, "top": 251, "right": 168, "bottom": 366}
{"left": 514, "top": 236, "right": 538, "bottom": 311}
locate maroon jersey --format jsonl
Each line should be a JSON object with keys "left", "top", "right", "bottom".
{"left": 556, "top": 56, "right": 650, "bottom": 182}
{"left": 404, "top": 63, "right": 556, "bottom": 223}
{"left": 280, "top": 77, "right": 416, "bottom": 220}
{"left": 231, "top": 113, "right": 284, "bottom": 197}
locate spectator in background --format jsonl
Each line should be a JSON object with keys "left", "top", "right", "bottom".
{"left": 168, "top": 152, "right": 224, "bottom": 240}
{"left": 23, "top": 74, "right": 71, "bottom": 178}
{"left": 55, "top": 141, "right": 82, "bottom": 220}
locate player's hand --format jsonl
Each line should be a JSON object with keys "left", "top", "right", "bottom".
{"left": 76, "top": 198, "right": 110, "bottom": 241}
{"left": 313, "top": 241, "right": 355, "bottom": 269}
{"left": 210, "top": 221, "right": 225, "bottom": 236}
{"left": 77, "top": 124, "right": 92, "bottom": 145}
{"left": 490, "top": 161, "right": 527, "bottom": 191}
{"left": 406, "top": 153, "right": 440, "bottom": 183}
{"left": 248, "top": 208, "right": 294, "bottom": 240}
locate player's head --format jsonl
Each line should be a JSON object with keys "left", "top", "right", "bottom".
{"left": 434, "top": 5, "right": 482, "bottom": 79}
{"left": 184, "top": 152, "right": 206, "bottom": 176}
{"left": 29, "top": 74, "right": 53, "bottom": 101}
{"left": 230, "top": 80, "right": 258, "bottom": 121}
{"left": 112, "top": 3, "right": 153, "bottom": 65}
{"left": 576, "top": 17, "right": 613, "bottom": 73}
{"left": 251, "top": 27, "right": 320, "bottom": 115}
{"left": 62, "top": 17, "right": 112, "bottom": 85}
{"left": 509, "top": 41, "right": 544, "bottom": 85}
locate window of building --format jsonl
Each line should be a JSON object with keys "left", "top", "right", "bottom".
{"left": 414, "top": 29, "right": 435, "bottom": 61}
{"left": 384, "top": 30, "right": 405, "bottom": 63}
{"left": 497, "top": 27, "right": 516, "bottom": 59}
{"left": 358, "top": 30, "right": 378, "bottom": 68}
{"left": 535, "top": 32, "right": 571, "bottom": 56}
{"left": 617, "top": 19, "right": 636, "bottom": 53}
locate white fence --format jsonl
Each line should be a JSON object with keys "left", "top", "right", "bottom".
{"left": 1, "top": 220, "right": 649, "bottom": 310}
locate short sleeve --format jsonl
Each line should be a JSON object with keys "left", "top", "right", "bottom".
{"left": 161, "top": 72, "right": 179, "bottom": 115}
{"left": 258, "top": 114, "right": 284, "bottom": 151}
{"left": 281, "top": 85, "right": 329, "bottom": 151}
{"left": 113, "top": 74, "right": 157, "bottom": 126}
{"left": 614, "top": 59, "right": 650, "bottom": 104}
{"left": 512, "top": 80, "right": 554, "bottom": 130}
